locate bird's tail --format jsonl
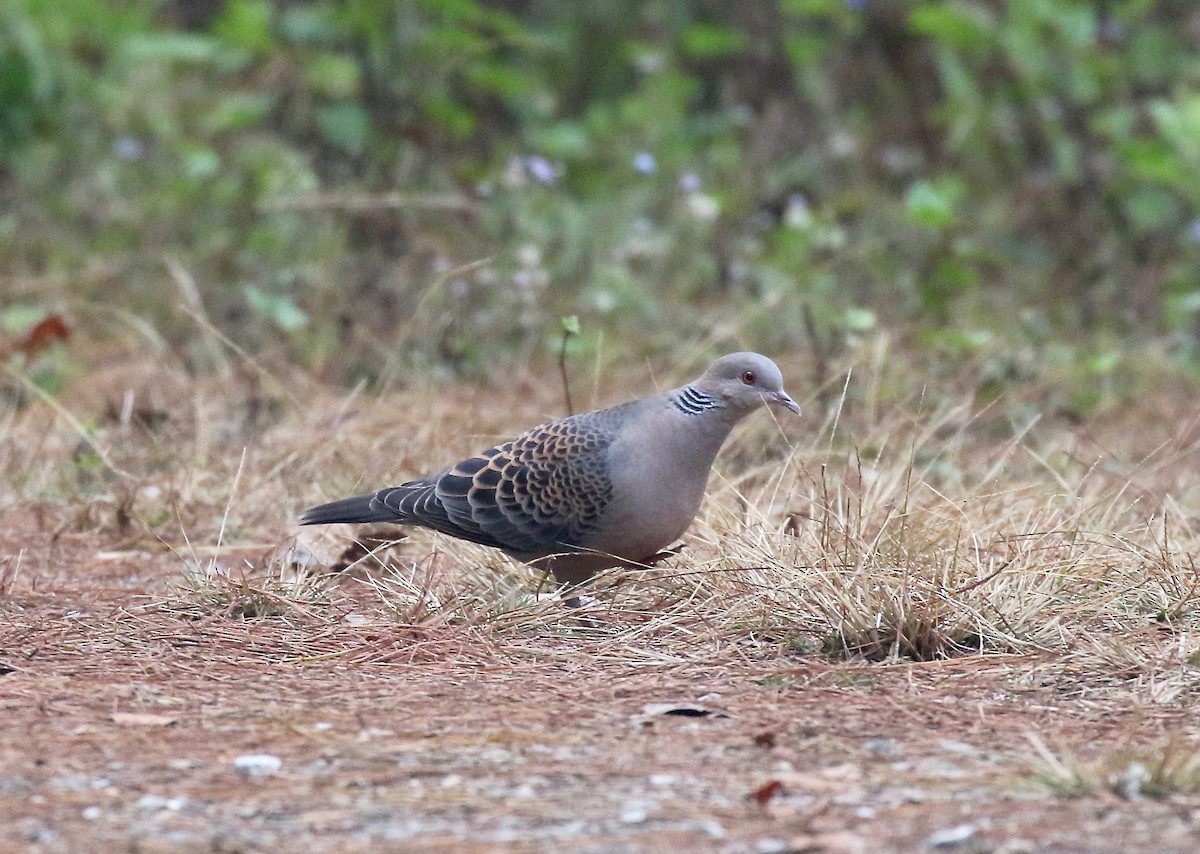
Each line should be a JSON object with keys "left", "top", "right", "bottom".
{"left": 298, "top": 494, "right": 395, "bottom": 526}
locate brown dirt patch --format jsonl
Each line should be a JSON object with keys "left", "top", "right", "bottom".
{"left": 2, "top": 522, "right": 1198, "bottom": 853}
{"left": 4, "top": 357, "right": 1200, "bottom": 853}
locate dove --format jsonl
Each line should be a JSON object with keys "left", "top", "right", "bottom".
{"left": 300, "top": 352, "right": 799, "bottom": 586}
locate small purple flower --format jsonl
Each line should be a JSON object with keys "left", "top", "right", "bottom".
{"left": 678, "top": 172, "right": 702, "bottom": 193}
{"left": 846, "top": 0, "right": 867, "bottom": 11}
{"left": 1189, "top": 219, "right": 1200, "bottom": 244}
{"left": 784, "top": 194, "right": 812, "bottom": 229}
{"left": 633, "top": 152, "right": 657, "bottom": 174}
{"left": 525, "top": 155, "right": 559, "bottom": 186}
{"left": 114, "top": 136, "right": 145, "bottom": 162}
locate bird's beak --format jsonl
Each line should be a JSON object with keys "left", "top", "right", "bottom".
{"left": 770, "top": 390, "right": 801, "bottom": 415}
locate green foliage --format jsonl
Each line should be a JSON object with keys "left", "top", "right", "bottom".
{"left": 2, "top": 0, "right": 1200, "bottom": 376}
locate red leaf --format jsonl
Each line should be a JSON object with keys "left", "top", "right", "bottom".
{"left": 14, "top": 314, "right": 70, "bottom": 359}
{"left": 748, "top": 779, "right": 784, "bottom": 807}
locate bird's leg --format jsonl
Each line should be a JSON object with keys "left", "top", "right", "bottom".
{"left": 562, "top": 591, "right": 599, "bottom": 609}
{"left": 641, "top": 543, "right": 686, "bottom": 566}
{"left": 617, "top": 543, "right": 686, "bottom": 572}
{"left": 531, "top": 567, "right": 592, "bottom": 609}
{"left": 534, "top": 567, "right": 555, "bottom": 597}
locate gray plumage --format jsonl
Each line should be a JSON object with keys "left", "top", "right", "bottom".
{"left": 299, "top": 352, "right": 799, "bottom": 585}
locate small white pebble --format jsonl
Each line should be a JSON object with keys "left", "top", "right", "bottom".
{"left": 648, "top": 774, "right": 676, "bottom": 786}
{"left": 863, "top": 738, "right": 903, "bottom": 758}
{"left": 927, "top": 824, "right": 976, "bottom": 848}
{"left": 938, "top": 740, "right": 979, "bottom": 756}
{"left": 696, "top": 820, "right": 725, "bottom": 838}
{"left": 440, "top": 774, "right": 462, "bottom": 788}
{"left": 232, "top": 754, "right": 282, "bottom": 777}
{"left": 757, "top": 839, "right": 788, "bottom": 854}
{"left": 619, "top": 802, "right": 649, "bottom": 824}
{"left": 1119, "top": 761, "right": 1147, "bottom": 800}
{"left": 136, "top": 794, "right": 185, "bottom": 812}
{"left": 313, "top": 721, "right": 333, "bottom": 732}
{"left": 82, "top": 806, "right": 102, "bottom": 821}
{"left": 856, "top": 805, "right": 877, "bottom": 819}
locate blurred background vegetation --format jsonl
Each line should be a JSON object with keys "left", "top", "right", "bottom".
{"left": 3, "top": 0, "right": 1200, "bottom": 397}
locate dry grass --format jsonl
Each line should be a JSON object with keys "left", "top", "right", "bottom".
{"left": 7, "top": 342, "right": 1200, "bottom": 676}
{"left": 5, "top": 339, "right": 1200, "bottom": 850}
{"left": 1029, "top": 732, "right": 1200, "bottom": 799}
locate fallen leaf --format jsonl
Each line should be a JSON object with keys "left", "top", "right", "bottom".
{"left": 13, "top": 314, "right": 70, "bottom": 360}
{"left": 112, "top": 712, "right": 177, "bottom": 728}
{"left": 748, "top": 779, "right": 784, "bottom": 807}
{"left": 334, "top": 529, "right": 406, "bottom": 571}
{"left": 774, "top": 764, "right": 865, "bottom": 798}
{"left": 753, "top": 729, "right": 778, "bottom": 748}
{"left": 640, "top": 702, "right": 731, "bottom": 719}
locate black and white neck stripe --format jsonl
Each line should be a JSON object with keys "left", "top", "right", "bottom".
{"left": 670, "top": 385, "right": 723, "bottom": 416}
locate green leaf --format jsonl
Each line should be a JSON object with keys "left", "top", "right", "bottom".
{"left": 1054, "top": 4, "right": 1097, "bottom": 50}
{"left": 181, "top": 146, "right": 220, "bottom": 179}
{"left": 305, "top": 53, "right": 361, "bottom": 99}
{"left": 213, "top": 0, "right": 274, "bottom": 55}
{"left": 680, "top": 24, "right": 748, "bottom": 58}
{"left": 244, "top": 286, "right": 309, "bottom": 332}
{"left": 316, "top": 102, "right": 371, "bottom": 154}
{"left": 561, "top": 315, "right": 581, "bottom": 336}
{"left": 782, "top": 0, "right": 854, "bottom": 17}
{"left": 420, "top": 93, "right": 475, "bottom": 139}
{"left": 843, "top": 307, "right": 876, "bottom": 332}
{"left": 909, "top": 3, "right": 994, "bottom": 51}
{"left": 1124, "top": 185, "right": 1178, "bottom": 232}
{"left": 0, "top": 303, "right": 47, "bottom": 333}
{"left": 465, "top": 63, "right": 535, "bottom": 100}
{"left": 1129, "top": 25, "right": 1176, "bottom": 84}
{"left": 1151, "top": 97, "right": 1200, "bottom": 167}
{"left": 278, "top": 5, "right": 344, "bottom": 44}
{"left": 932, "top": 259, "right": 979, "bottom": 291}
{"left": 923, "top": 328, "right": 993, "bottom": 351}
{"left": 1086, "top": 350, "right": 1120, "bottom": 376}
{"left": 1113, "top": 136, "right": 1178, "bottom": 185}
{"left": 533, "top": 122, "right": 592, "bottom": 159}
{"left": 205, "top": 93, "right": 273, "bottom": 133}
{"left": 905, "top": 178, "right": 964, "bottom": 229}
{"left": 121, "top": 33, "right": 221, "bottom": 63}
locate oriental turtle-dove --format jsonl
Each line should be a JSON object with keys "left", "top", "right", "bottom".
{"left": 299, "top": 352, "right": 799, "bottom": 585}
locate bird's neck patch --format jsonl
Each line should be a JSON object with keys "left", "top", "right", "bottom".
{"left": 670, "top": 385, "right": 723, "bottom": 416}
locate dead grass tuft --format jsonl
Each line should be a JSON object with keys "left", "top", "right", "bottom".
{"left": 6, "top": 343, "right": 1200, "bottom": 679}
{"left": 170, "top": 543, "right": 339, "bottom": 620}
{"left": 1029, "top": 731, "right": 1200, "bottom": 799}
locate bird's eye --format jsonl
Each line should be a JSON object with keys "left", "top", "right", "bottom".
{"left": 741, "top": 370, "right": 757, "bottom": 385}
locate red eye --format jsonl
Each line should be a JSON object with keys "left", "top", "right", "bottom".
{"left": 741, "top": 370, "right": 757, "bottom": 385}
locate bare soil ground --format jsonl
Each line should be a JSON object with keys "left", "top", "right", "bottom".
{"left": 3, "top": 353, "right": 1200, "bottom": 853}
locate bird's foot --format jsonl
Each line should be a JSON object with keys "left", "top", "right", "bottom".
{"left": 623, "top": 544, "right": 686, "bottom": 569}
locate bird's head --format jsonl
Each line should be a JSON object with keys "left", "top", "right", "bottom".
{"left": 695, "top": 352, "right": 800, "bottom": 417}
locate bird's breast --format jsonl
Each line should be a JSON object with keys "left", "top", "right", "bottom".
{"left": 581, "top": 413, "right": 729, "bottom": 560}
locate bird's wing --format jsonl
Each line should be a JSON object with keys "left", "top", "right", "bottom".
{"left": 368, "top": 478, "right": 512, "bottom": 550}
{"left": 430, "top": 412, "right": 617, "bottom": 554}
